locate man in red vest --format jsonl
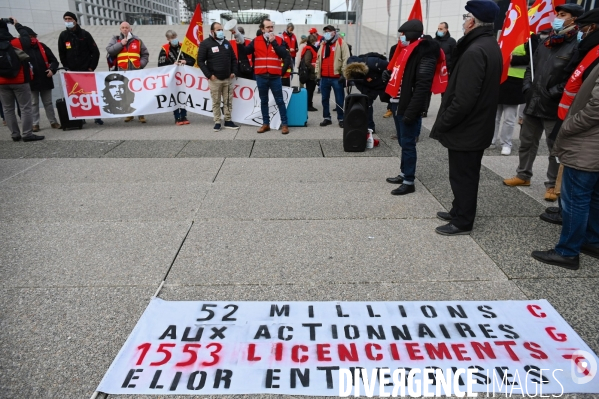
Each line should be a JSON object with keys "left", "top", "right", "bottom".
{"left": 0, "top": 18, "right": 44, "bottom": 141}
{"left": 243, "top": 19, "right": 291, "bottom": 134}
{"left": 282, "top": 23, "right": 298, "bottom": 62}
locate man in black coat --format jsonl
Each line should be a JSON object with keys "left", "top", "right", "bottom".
{"left": 58, "top": 11, "right": 103, "bottom": 125}
{"left": 430, "top": 0, "right": 502, "bottom": 235}
{"left": 23, "top": 27, "right": 60, "bottom": 132}
{"left": 434, "top": 22, "right": 457, "bottom": 73}
{"left": 197, "top": 22, "right": 239, "bottom": 132}
{"left": 503, "top": 3, "right": 584, "bottom": 202}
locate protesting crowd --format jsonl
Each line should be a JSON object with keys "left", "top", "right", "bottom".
{"left": 1, "top": 1, "right": 598, "bottom": 269}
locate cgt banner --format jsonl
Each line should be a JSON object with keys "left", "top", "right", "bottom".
{"left": 97, "top": 300, "right": 599, "bottom": 396}
{"left": 60, "top": 66, "right": 293, "bottom": 129}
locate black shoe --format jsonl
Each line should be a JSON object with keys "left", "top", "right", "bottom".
{"left": 422, "top": 111, "right": 428, "bottom": 118}
{"left": 94, "top": 118, "right": 104, "bottom": 125}
{"left": 540, "top": 212, "right": 562, "bottom": 225}
{"left": 308, "top": 106, "right": 318, "bottom": 112}
{"left": 22, "top": 134, "right": 45, "bottom": 142}
{"left": 545, "top": 206, "right": 559, "bottom": 214}
{"left": 339, "top": 121, "right": 344, "bottom": 128}
{"left": 386, "top": 175, "right": 404, "bottom": 184}
{"left": 12, "top": 136, "right": 21, "bottom": 142}
{"left": 531, "top": 249, "right": 579, "bottom": 270}
{"left": 435, "top": 223, "right": 471, "bottom": 236}
{"left": 320, "top": 119, "right": 332, "bottom": 127}
{"left": 581, "top": 244, "right": 599, "bottom": 260}
{"left": 437, "top": 211, "right": 452, "bottom": 222}
{"left": 391, "top": 184, "right": 415, "bottom": 195}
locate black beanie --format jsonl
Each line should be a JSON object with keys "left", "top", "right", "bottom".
{"left": 63, "top": 11, "right": 78, "bottom": 22}
{"left": 399, "top": 19, "right": 424, "bottom": 41}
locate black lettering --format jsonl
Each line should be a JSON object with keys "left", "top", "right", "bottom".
{"left": 177, "top": 91, "right": 187, "bottom": 105}
{"left": 331, "top": 324, "right": 338, "bottom": 339}
{"left": 200, "top": 97, "right": 211, "bottom": 111}
{"left": 270, "top": 304, "right": 290, "bottom": 317}
{"left": 187, "top": 371, "right": 207, "bottom": 390}
{"left": 254, "top": 325, "right": 271, "bottom": 339}
{"left": 524, "top": 365, "right": 550, "bottom": 384}
{"left": 391, "top": 325, "right": 412, "bottom": 340}
{"left": 150, "top": 370, "right": 164, "bottom": 389}
{"left": 418, "top": 323, "right": 436, "bottom": 338}
{"left": 469, "top": 365, "right": 491, "bottom": 385}
{"left": 278, "top": 326, "right": 293, "bottom": 341}
{"left": 159, "top": 325, "right": 177, "bottom": 340}
{"left": 478, "top": 305, "right": 497, "bottom": 318}
{"left": 344, "top": 325, "right": 360, "bottom": 340}
{"left": 398, "top": 305, "right": 407, "bottom": 317}
{"left": 451, "top": 367, "right": 466, "bottom": 386}
{"left": 336, "top": 305, "right": 349, "bottom": 317}
{"left": 349, "top": 367, "right": 366, "bottom": 385}
{"left": 213, "top": 369, "right": 233, "bottom": 389}
{"left": 308, "top": 305, "right": 314, "bottom": 318}
{"left": 495, "top": 366, "right": 518, "bottom": 386}
{"left": 421, "top": 305, "right": 437, "bottom": 318}
{"left": 317, "top": 366, "right": 340, "bottom": 389}
{"left": 266, "top": 369, "right": 281, "bottom": 389}
{"left": 184, "top": 94, "right": 195, "bottom": 108}
{"left": 155, "top": 94, "right": 167, "bottom": 108}
{"left": 182, "top": 327, "right": 203, "bottom": 341}
{"left": 447, "top": 305, "right": 467, "bottom": 318}
{"left": 478, "top": 324, "right": 498, "bottom": 339}
{"left": 367, "top": 325, "right": 386, "bottom": 340}
{"left": 302, "top": 323, "right": 322, "bottom": 341}
{"left": 498, "top": 324, "right": 520, "bottom": 339}
{"left": 167, "top": 94, "right": 177, "bottom": 107}
{"left": 439, "top": 324, "right": 451, "bottom": 338}
{"left": 222, "top": 304, "right": 238, "bottom": 321}
{"left": 121, "top": 369, "right": 143, "bottom": 388}
{"left": 169, "top": 371, "right": 182, "bottom": 391}
{"left": 291, "top": 368, "right": 310, "bottom": 388}
{"left": 210, "top": 326, "right": 226, "bottom": 339}
{"left": 367, "top": 305, "right": 381, "bottom": 317}
{"left": 375, "top": 368, "right": 394, "bottom": 386}
{"left": 424, "top": 366, "right": 442, "bottom": 385}
{"left": 455, "top": 323, "right": 476, "bottom": 338}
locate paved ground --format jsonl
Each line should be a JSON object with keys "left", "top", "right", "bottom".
{"left": 1, "top": 94, "right": 598, "bottom": 399}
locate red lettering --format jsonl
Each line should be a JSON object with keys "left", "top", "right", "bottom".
{"left": 524, "top": 342, "right": 548, "bottom": 360}
{"left": 196, "top": 76, "right": 209, "bottom": 91}
{"left": 451, "top": 343, "right": 471, "bottom": 361}
{"left": 317, "top": 343, "right": 332, "bottom": 361}
{"left": 365, "top": 343, "right": 383, "bottom": 361}
{"left": 494, "top": 340, "right": 519, "bottom": 361}
{"left": 425, "top": 343, "right": 453, "bottom": 360}
{"left": 175, "top": 71, "right": 183, "bottom": 86}
{"left": 546, "top": 327, "right": 567, "bottom": 342}
{"left": 406, "top": 343, "right": 424, "bottom": 360}
{"left": 239, "top": 86, "right": 253, "bottom": 100}
{"left": 183, "top": 73, "right": 195, "bottom": 88}
{"left": 157, "top": 73, "right": 169, "bottom": 88}
{"left": 291, "top": 345, "right": 308, "bottom": 363}
{"left": 390, "top": 343, "right": 401, "bottom": 360}
{"left": 471, "top": 341, "right": 496, "bottom": 359}
{"left": 338, "top": 343, "right": 359, "bottom": 362}
{"left": 274, "top": 342, "right": 283, "bottom": 361}
{"left": 143, "top": 76, "right": 157, "bottom": 90}
{"left": 129, "top": 77, "right": 142, "bottom": 92}
{"left": 247, "top": 343, "right": 261, "bottom": 361}
{"left": 232, "top": 84, "right": 239, "bottom": 99}
{"left": 527, "top": 304, "right": 547, "bottom": 318}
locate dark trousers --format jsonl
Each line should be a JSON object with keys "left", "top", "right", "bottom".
{"left": 282, "top": 77, "right": 291, "bottom": 87}
{"left": 306, "top": 79, "right": 316, "bottom": 107}
{"left": 448, "top": 149, "right": 485, "bottom": 231}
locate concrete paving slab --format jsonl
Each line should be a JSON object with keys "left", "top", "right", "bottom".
{"left": 194, "top": 181, "right": 444, "bottom": 221}
{"left": 471, "top": 217, "right": 599, "bottom": 279}
{"left": 177, "top": 140, "right": 254, "bottom": 158}
{"left": 35, "top": 126, "right": 106, "bottom": 140}
{"left": 0, "top": 159, "right": 46, "bottom": 183}
{"left": 234, "top": 124, "right": 345, "bottom": 140}
{"left": 0, "top": 182, "right": 209, "bottom": 222}
{"left": 215, "top": 158, "right": 399, "bottom": 183}
{"left": 168, "top": 219, "right": 506, "bottom": 286}
{"left": 250, "top": 139, "right": 323, "bottom": 158}
{"left": 0, "top": 140, "right": 49, "bottom": 159}
{"left": 102, "top": 140, "right": 189, "bottom": 158}
{"left": 0, "top": 221, "right": 190, "bottom": 287}
{"left": 320, "top": 139, "right": 396, "bottom": 157}
{"left": 0, "top": 286, "right": 154, "bottom": 398}
{"left": 4, "top": 158, "right": 224, "bottom": 184}
{"left": 514, "top": 278, "right": 599, "bottom": 354}
{"left": 26, "top": 140, "right": 122, "bottom": 158}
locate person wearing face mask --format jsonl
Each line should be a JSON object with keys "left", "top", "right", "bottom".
{"left": 58, "top": 11, "right": 103, "bottom": 126}
{"left": 434, "top": 22, "right": 457, "bottom": 73}
{"left": 430, "top": 0, "right": 502, "bottom": 236}
{"left": 503, "top": 3, "right": 584, "bottom": 202}
{"left": 315, "top": 25, "right": 351, "bottom": 128}
{"left": 197, "top": 22, "right": 239, "bottom": 132}
{"left": 230, "top": 26, "right": 254, "bottom": 80}
{"left": 282, "top": 23, "right": 298, "bottom": 63}
{"left": 158, "top": 30, "right": 195, "bottom": 126}
{"left": 382, "top": 19, "right": 440, "bottom": 196}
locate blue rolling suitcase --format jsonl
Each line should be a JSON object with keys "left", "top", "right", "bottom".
{"left": 286, "top": 87, "right": 308, "bottom": 127}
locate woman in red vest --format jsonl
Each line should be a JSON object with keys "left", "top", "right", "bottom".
{"left": 301, "top": 34, "right": 319, "bottom": 112}
{"left": 282, "top": 23, "right": 298, "bottom": 62}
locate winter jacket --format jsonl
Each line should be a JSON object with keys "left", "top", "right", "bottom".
{"left": 26, "top": 41, "right": 58, "bottom": 92}
{"left": 157, "top": 43, "right": 195, "bottom": 67}
{"left": 315, "top": 35, "right": 350, "bottom": 78}
{"left": 344, "top": 53, "right": 389, "bottom": 99}
{"left": 434, "top": 31, "right": 457, "bottom": 72}
{"left": 197, "top": 35, "right": 237, "bottom": 80}
{"left": 522, "top": 33, "right": 578, "bottom": 120}
{"left": 302, "top": 44, "right": 318, "bottom": 80}
{"left": 106, "top": 33, "right": 149, "bottom": 70}
{"left": 430, "top": 26, "right": 502, "bottom": 151}
{"left": 0, "top": 22, "right": 31, "bottom": 85}
{"left": 552, "top": 63, "right": 599, "bottom": 172}
{"left": 58, "top": 25, "right": 100, "bottom": 71}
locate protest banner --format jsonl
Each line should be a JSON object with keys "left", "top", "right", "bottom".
{"left": 60, "top": 66, "right": 293, "bottom": 129}
{"left": 97, "top": 300, "right": 599, "bottom": 396}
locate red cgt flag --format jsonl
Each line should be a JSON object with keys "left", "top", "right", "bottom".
{"left": 498, "top": 0, "right": 530, "bottom": 83}
{"left": 408, "top": 0, "right": 423, "bottom": 22}
{"left": 181, "top": 3, "right": 204, "bottom": 66}
{"left": 528, "top": 0, "right": 565, "bottom": 33}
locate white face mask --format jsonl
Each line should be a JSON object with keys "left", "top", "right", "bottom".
{"left": 65, "top": 21, "right": 74, "bottom": 28}
{"left": 263, "top": 32, "right": 270, "bottom": 41}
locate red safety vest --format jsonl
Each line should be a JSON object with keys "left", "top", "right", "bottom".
{"left": 0, "top": 38, "right": 30, "bottom": 85}
{"left": 116, "top": 38, "right": 142, "bottom": 69}
{"left": 231, "top": 39, "right": 253, "bottom": 66}
{"left": 320, "top": 37, "right": 343, "bottom": 78}
{"left": 253, "top": 36, "right": 283, "bottom": 75}
{"left": 558, "top": 44, "right": 599, "bottom": 120}
{"left": 301, "top": 45, "right": 317, "bottom": 67}
{"left": 283, "top": 32, "right": 297, "bottom": 58}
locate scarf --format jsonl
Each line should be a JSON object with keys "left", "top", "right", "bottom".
{"left": 545, "top": 25, "right": 579, "bottom": 48}
{"left": 31, "top": 38, "right": 50, "bottom": 69}
{"left": 323, "top": 35, "right": 338, "bottom": 59}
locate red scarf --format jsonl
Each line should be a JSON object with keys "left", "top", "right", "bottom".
{"left": 31, "top": 38, "right": 50, "bottom": 69}
{"left": 558, "top": 44, "right": 599, "bottom": 120}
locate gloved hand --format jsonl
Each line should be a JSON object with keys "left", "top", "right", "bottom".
{"left": 338, "top": 76, "right": 346, "bottom": 86}
{"left": 316, "top": 79, "right": 320, "bottom": 86}
{"left": 402, "top": 116, "right": 415, "bottom": 125}
{"left": 382, "top": 70, "right": 391, "bottom": 82}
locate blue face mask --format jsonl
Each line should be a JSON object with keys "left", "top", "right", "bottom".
{"left": 324, "top": 32, "right": 332, "bottom": 41}
{"left": 436, "top": 31, "right": 445, "bottom": 37}
{"left": 215, "top": 30, "right": 225, "bottom": 40}
{"left": 577, "top": 31, "right": 584, "bottom": 42}
{"left": 400, "top": 35, "right": 409, "bottom": 46}
{"left": 65, "top": 21, "right": 74, "bottom": 28}
{"left": 170, "top": 38, "right": 179, "bottom": 46}
{"left": 552, "top": 18, "right": 565, "bottom": 32}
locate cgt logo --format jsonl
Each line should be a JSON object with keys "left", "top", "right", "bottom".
{"left": 565, "top": 349, "right": 597, "bottom": 385}
{"left": 64, "top": 72, "right": 101, "bottom": 117}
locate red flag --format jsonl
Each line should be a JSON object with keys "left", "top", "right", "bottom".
{"left": 498, "top": 0, "right": 530, "bottom": 83}
{"left": 408, "top": 0, "right": 423, "bottom": 22}
{"left": 528, "top": 0, "right": 565, "bottom": 33}
{"left": 181, "top": 3, "right": 204, "bottom": 65}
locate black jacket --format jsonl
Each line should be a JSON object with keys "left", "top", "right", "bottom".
{"left": 434, "top": 32, "right": 457, "bottom": 72}
{"left": 498, "top": 38, "right": 537, "bottom": 105}
{"left": 344, "top": 53, "right": 389, "bottom": 99}
{"left": 27, "top": 41, "right": 59, "bottom": 91}
{"left": 0, "top": 22, "right": 31, "bottom": 83}
{"left": 58, "top": 25, "right": 100, "bottom": 71}
{"left": 157, "top": 43, "right": 195, "bottom": 67}
{"left": 523, "top": 32, "right": 578, "bottom": 119}
{"left": 430, "top": 26, "right": 502, "bottom": 151}
{"left": 197, "top": 35, "right": 237, "bottom": 80}
{"left": 394, "top": 39, "right": 440, "bottom": 121}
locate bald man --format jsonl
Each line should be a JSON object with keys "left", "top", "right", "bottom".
{"left": 107, "top": 22, "right": 150, "bottom": 122}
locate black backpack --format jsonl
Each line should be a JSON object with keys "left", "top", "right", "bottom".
{"left": 298, "top": 58, "right": 309, "bottom": 84}
{"left": 0, "top": 41, "right": 22, "bottom": 78}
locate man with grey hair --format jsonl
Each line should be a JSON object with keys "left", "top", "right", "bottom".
{"left": 430, "top": 0, "right": 502, "bottom": 235}
{"left": 282, "top": 22, "right": 298, "bottom": 62}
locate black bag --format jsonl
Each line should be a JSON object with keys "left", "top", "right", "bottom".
{"left": 343, "top": 93, "right": 369, "bottom": 152}
{"left": 0, "top": 41, "right": 22, "bottom": 78}
{"left": 56, "top": 98, "right": 84, "bottom": 131}
{"left": 298, "top": 59, "right": 309, "bottom": 84}
{"left": 239, "top": 59, "right": 252, "bottom": 75}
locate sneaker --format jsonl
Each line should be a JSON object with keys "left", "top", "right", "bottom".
{"left": 383, "top": 109, "right": 393, "bottom": 118}
{"left": 339, "top": 121, "right": 344, "bottom": 128}
{"left": 501, "top": 146, "right": 511, "bottom": 156}
{"left": 175, "top": 119, "right": 185, "bottom": 126}
{"left": 531, "top": 249, "right": 579, "bottom": 270}
{"left": 320, "top": 119, "right": 332, "bottom": 127}
{"left": 12, "top": 135, "right": 21, "bottom": 142}
{"left": 124, "top": 116, "right": 134, "bottom": 122}
{"left": 503, "top": 176, "right": 530, "bottom": 186}
{"left": 51, "top": 122, "right": 61, "bottom": 129}
{"left": 581, "top": 244, "right": 599, "bottom": 259}
{"left": 94, "top": 119, "right": 104, "bottom": 125}
{"left": 544, "top": 187, "right": 557, "bottom": 202}
{"left": 138, "top": 116, "right": 147, "bottom": 123}
{"left": 22, "top": 134, "right": 45, "bottom": 142}
{"left": 32, "top": 125, "right": 40, "bottom": 132}
{"left": 214, "top": 123, "right": 221, "bottom": 132}
{"left": 181, "top": 117, "right": 190, "bottom": 125}
{"left": 224, "top": 121, "right": 239, "bottom": 130}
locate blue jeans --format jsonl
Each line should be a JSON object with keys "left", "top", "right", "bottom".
{"left": 555, "top": 166, "right": 599, "bottom": 257}
{"left": 173, "top": 108, "right": 187, "bottom": 120}
{"left": 391, "top": 104, "right": 420, "bottom": 184}
{"left": 320, "top": 77, "right": 344, "bottom": 121}
{"left": 255, "top": 75, "right": 288, "bottom": 126}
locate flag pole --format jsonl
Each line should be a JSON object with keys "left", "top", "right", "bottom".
{"left": 528, "top": 38, "right": 534, "bottom": 81}
{"left": 385, "top": 13, "right": 390, "bottom": 56}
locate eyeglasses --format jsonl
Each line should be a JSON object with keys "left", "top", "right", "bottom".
{"left": 462, "top": 14, "right": 473, "bottom": 20}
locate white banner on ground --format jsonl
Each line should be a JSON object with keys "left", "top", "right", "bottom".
{"left": 97, "top": 300, "right": 599, "bottom": 396}
{"left": 60, "top": 66, "right": 293, "bottom": 129}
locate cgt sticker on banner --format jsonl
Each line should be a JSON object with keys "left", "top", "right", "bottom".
{"left": 96, "top": 300, "right": 599, "bottom": 396}
{"left": 60, "top": 66, "right": 293, "bottom": 129}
